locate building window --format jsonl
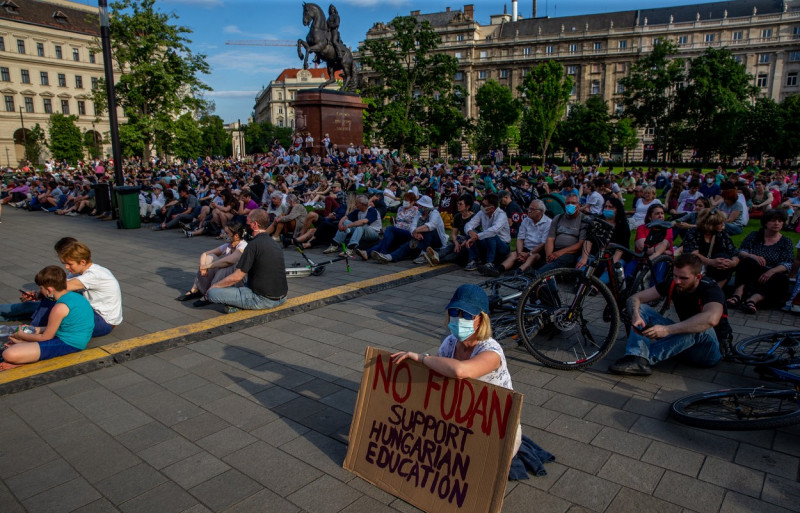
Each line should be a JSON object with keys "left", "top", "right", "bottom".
{"left": 454, "top": 51, "right": 462, "bottom": 60}
{"left": 546, "top": 45, "right": 554, "bottom": 54}
{"left": 479, "top": 50, "right": 488, "bottom": 59}
{"left": 58, "top": 73, "right": 66, "bottom": 87}
{"left": 757, "top": 73, "right": 768, "bottom": 88}
{"left": 77, "top": 100, "right": 85, "bottom": 115}
{"left": 616, "top": 81, "right": 624, "bottom": 94}
{"left": 0, "top": 67, "right": 9, "bottom": 81}
{"left": 705, "top": 34, "right": 715, "bottom": 43}
{"left": 618, "top": 40, "right": 627, "bottom": 49}
{"left": 678, "top": 35, "right": 688, "bottom": 45}
{"left": 762, "top": 28, "right": 773, "bottom": 38}
{"left": 794, "top": 26, "right": 800, "bottom": 39}
{"left": 570, "top": 83, "right": 576, "bottom": 96}
{"left": 478, "top": 70, "right": 487, "bottom": 79}
{"left": 593, "top": 42, "right": 602, "bottom": 51}
{"left": 791, "top": 51, "right": 800, "bottom": 62}
{"left": 615, "top": 62, "right": 627, "bottom": 73}
{"left": 89, "top": 52, "right": 96, "bottom": 64}
{"left": 732, "top": 31, "right": 743, "bottom": 41}
{"left": 523, "top": 47, "right": 531, "bottom": 55}
{"left": 566, "top": 65, "right": 577, "bottom": 75}
{"left": 5, "top": 95, "right": 14, "bottom": 112}
{"left": 590, "top": 63, "right": 602, "bottom": 74}
{"left": 787, "top": 71, "right": 798, "bottom": 87}
{"left": 278, "top": 107, "right": 283, "bottom": 114}
{"left": 0, "top": 36, "right": 4, "bottom": 51}
{"left": 759, "top": 53, "right": 770, "bottom": 64}
{"left": 55, "top": 45, "right": 62, "bottom": 59}
{"left": 93, "top": 102, "right": 98, "bottom": 116}
{"left": 569, "top": 43, "right": 578, "bottom": 53}
{"left": 653, "top": 38, "right": 661, "bottom": 46}
{"left": 16, "top": 39, "right": 25, "bottom": 54}
{"left": 733, "top": 55, "right": 744, "bottom": 64}
{"left": 278, "top": 120, "right": 283, "bottom": 128}
{"left": 591, "top": 80, "right": 600, "bottom": 94}
{"left": 36, "top": 42, "right": 44, "bottom": 56}
{"left": 500, "top": 69, "right": 509, "bottom": 78}
{"left": 72, "top": 48, "right": 79, "bottom": 61}
{"left": 20, "top": 69, "right": 29, "bottom": 83}
{"left": 24, "top": 96, "right": 33, "bottom": 113}
{"left": 454, "top": 71, "right": 463, "bottom": 80}
{"left": 457, "top": 34, "right": 464, "bottom": 42}
{"left": 61, "top": 99, "right": 69, "bottom": 114}
{"left": 645, "top": 127, "right": 655, "bottom": 136}
{"left": 75, "top": 75, "right": 83, "bottom": 88}
{"left": 43, "top": 98, "right": 52, "bottom": 114}
{"left": 40, "top": 71, "right": 49, "bottom": 85}
{"left": 615, "top": 103, "right": 624, "bottom": 115}
{"left": 91, "top": 77, "right": 98, "bottom": 90}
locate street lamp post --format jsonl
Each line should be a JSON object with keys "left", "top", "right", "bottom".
{"left": 98, "top": 0, "right": 123, "bottom": 187}
{"left": 19, "top": 107, "right": 27, "bottom": 163}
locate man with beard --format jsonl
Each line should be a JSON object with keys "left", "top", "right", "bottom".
{"left": 609, "top": 253, "right": 729, "bottom": 376}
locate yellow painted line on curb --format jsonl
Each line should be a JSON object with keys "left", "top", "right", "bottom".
{"left": 0, "top": 348, "right": 110, "bottom": 385}
{"left": 2, "top": 265, "right": 452, "bottom": 386}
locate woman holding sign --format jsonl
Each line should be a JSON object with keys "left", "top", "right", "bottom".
{"left": 392, "top": 284, "right": 554, "bottom": 478}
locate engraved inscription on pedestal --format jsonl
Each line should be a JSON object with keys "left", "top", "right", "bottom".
{"left": 334, "top": 111, "right": 352, "bottom": 132}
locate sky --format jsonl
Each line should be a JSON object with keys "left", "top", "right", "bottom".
{"left": 73, "top": 0, "right": 719, "bottom": 123}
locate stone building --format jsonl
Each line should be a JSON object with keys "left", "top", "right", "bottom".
{"left": 253, "top": 68, "right": 343, "bottom": 128}
{"left": 360, "top": 0, "right": 800, "bottom": 160}
{"left": 0, "top": 0, "right": 122, "bottom": 167}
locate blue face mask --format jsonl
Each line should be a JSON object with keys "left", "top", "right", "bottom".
{"left": 565, "top": 204, "right": 578, "bottom": 215}
{"left": 448, "top": 317, "right": 476, "bottom": 342}
{"left": 603, "top": 209, "right": 615, "bottom": 219}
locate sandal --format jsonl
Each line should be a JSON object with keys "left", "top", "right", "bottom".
{"left": 726, "top": 295, "right": 742, "bottom": 308}
{"left": 741, "top": 300, "right": 757, "bottom": 315}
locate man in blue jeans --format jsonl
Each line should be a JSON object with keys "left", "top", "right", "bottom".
{"left": 207, "top": 209, "right": 288, "bottom": 314}
{"left": 609, "top": 253, "right": 729, "bottom": 376}
{"left": 324, "top": 194, "right": 381, "bottom": 257}
{"left": 463, "top": 193, "right": 511, "bottom": 273}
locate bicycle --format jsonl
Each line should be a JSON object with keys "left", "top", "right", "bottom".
{"left": 513, "top": 216, "right": 674, "bottom": 370}
{"left": 479, "top": 273, "right": 536, "bottom": 342}
{"left": 670, "top": 331, "right": 800, "bottom": 430}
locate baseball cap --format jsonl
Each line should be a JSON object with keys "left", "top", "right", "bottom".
{"left": 446, "top": 284, "right": 489, "bottom": 317}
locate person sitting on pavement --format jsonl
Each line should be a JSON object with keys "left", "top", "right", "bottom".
{"left": 1, "top": 266, "right": 95, "bottom": 371}
{"left": 463, "top": 193, "right": 511, "bottom": 274}
{"left": 152, "top": 184, "right": 199, "bottom": 231}
{"left": 360, "top": 192, "right": 418, "bottom": 260}
{"left": 426, "top": 193, "right": 477, "bottom": 267}
{"left": 681, "top": 208, "right": 739, "bottom": 288}
{"left": 382, "top": 182, "right": 401, "bottom": 209}
{"left": 176, "top": 221, "right": 249, "bottom": 307}
{"left": 264, "top": 191, "right": 288, "bottom": 227}
{"left": 498, "top": 189, "right": 525, "bottom": 238}
{"left": 717, "top": 188, "right": 745, "bottom": 236}
{"left": 534, "top": 193, "right": 586, "bottom": 276}
{"left": 268, "top": 193, "right": 307, "bottom": 244}
{"left": 576, "top": 197, "right": 630, "bottom": 282}
{"left": 491, "top": 199, "right": 552, "bottom": 277}
{"left": 324, "top": 194, "right": 382, "bottom": 257}
{"left": 206, "top": 209, "right": 287, "bottom": 314}
{"left": 139, "top": 183, "right": 165, "bottom": 222}
{"left": 609, "top": 253, "right": 730, "bottom": 376}
{"left": 369, "top": 195, "right": 446, "bottom": 265}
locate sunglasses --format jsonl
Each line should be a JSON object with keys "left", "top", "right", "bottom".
{"left": 448, "top": 308, "right": 476, "bottom": 320}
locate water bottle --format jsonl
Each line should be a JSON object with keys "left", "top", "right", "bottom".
{"left": 613, "top": 262, "right": 626, "bottom": 288}
{"left": 0, "top": 325, "right": 18, "bottom": 337}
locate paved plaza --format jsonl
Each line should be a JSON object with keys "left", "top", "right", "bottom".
{"left": 0, "top": 206, "right": 799, "bottom": 513}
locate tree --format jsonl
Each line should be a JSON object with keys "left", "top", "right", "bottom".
{"left": 775, "top": 95, "right": 800, "bottom": 161}
{"left": 199, "top": 115, "right": 230, "bottom": 157}
{"left": 48, "top": 114, "right": 84, "bottom": 163}
{"left": 677, "top": 47, "right": 757, "bottom": 162}
{"left": 614, "top": 118, "right": 639, "bottom": 165}
{"left": 517, "top": 61, "right": 573, "bottom": 165}
{"left": 620, "top": 40, "right": 684, "bottom": 161}
{"left": 171, "top": 113, "right": 203, "bottom": 160}
{"left": 741, "top": 97, "right": 781, "bottom": 161}
{"left": 359, "top": 16, "right": 465, "bottom": 155}
{"left": 83, "top": 130, "right": 102, "bottom": 159}
{"left": 556, "top": 95, "right": 613, "bottom": 161}
{"left": 25, "top": 123, "right": 46, "bottom": 164}
{"left": 475, "top": 80, "right": 520, "bottom": 154}
{"left": 243, "top": 121, "right": 291, "bottom": 154}
{"left": 95, "top": 0, "right": 210, "bottom": 159}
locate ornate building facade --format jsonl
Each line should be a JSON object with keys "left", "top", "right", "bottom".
{"left": 0, "top": 0, "right": 122, "bottom": 166}
{"left": 253, "top": 68, "right": 343, "bottom": 128}
{"left": 360, "top": 0, "right": 800, "bottom": 160}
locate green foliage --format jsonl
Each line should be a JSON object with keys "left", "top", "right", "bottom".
{"left": 48, "top": 114, "right": 84, "bottom": 164}
{"left": 199, "top": 115, "right": 230, "bottom": 157}
{"left": 83, "top": 129, "right": 102, "bottom": 159}
{"left": 95, "top": 0, "right": 211, "bottom": 158}
{"left": 475, "top": 80, "right": 520, "bottom": 153}
{"left": 619, "top": 40, "right": 684, "bottom": 161}
{"left": 119, "top": 118, "right": 148, "bottom": 158}
{"left": 776, "top": 95, "right": 800, "bottom": 161}
{"left": 614, "top": 118, "right": 638, "bottom": 164}
{"left": 556, "top": 95, "right": 612, "bottom": 160}
{"left": 359, "top": 16, "right": 466, "bottom": 155}
{"left": 25, "top": 123, "right": 46, "bottom": 164}
{"left": 517, "top": 61, "right": 572, "bottom": 165}
{"left": 243, "top": 121, "right": 291, "bottom": 154}
{"left": 171, "top": 113, "right": 203, "bottom": 160}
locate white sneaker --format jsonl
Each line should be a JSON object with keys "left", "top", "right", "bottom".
{"left": 374, "top": 252, "right": 392, "bottom": 264}
{"left": 339, "top": 248, "right": 354, "bottom": 258}
{"left": 323, "top": 244, "right": 339, "bottom": 254}
{"left": 424, "top": 247, "right": 439, "bottom": 266}
{"left": 413, "top": 255, "right": 426, "bottom": 264}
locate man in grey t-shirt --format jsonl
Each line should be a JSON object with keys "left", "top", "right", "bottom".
{"left": 534, "top": 193, "right": 586, "bottom": 276}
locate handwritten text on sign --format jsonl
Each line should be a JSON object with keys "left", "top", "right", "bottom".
{"left": 344, "top": 347, "right": 523, "bottom": 513}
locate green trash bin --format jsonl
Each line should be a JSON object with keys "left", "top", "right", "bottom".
{"left": 115, "top": 186, "right": 141, "bottom": 229}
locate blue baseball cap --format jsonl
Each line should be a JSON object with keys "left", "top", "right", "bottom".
{"left": 446, "top": 284, "right": 489, "bottom": 317}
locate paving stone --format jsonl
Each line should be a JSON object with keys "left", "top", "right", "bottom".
{"left": 5, "top": 459, "right": 80, "bottom": 501}
{"left": 11, "top": 394, "right": 85, "bottom": 433}
{"left": 699, "top": 456, "right": 765, "bottom": 499}
{"left": 118, "top": 481, "right": 199, "bottom": 513}
{"left": 22, "top": 477, "right": 101, "bottom": 513}
{"left": 95, "top": 463, "right": 168, "bottom": 505}
{"left": 127, "top": 390, "right": 206, "bottom": 427}
{"left": 161, "top": 373, "right": 211, "bottom": 395}
{"left": 48, "top": 375, "right": 101, "bottom": 399}
{"left": 72, "top": 498, "right": 121, "bottom": 513}
{"left": 171, "top": 412, "right": 230, "bottom": 442}
{"left": 223, "top": 441, "right": 321, "bottom": 496}
{"left": 527, "top": 430, "right": 612, "bottom": 475}
{"left": 734, "top": 443, "right": 800, "bottom": 480}
{"left": 339, "top": 495, "right": 400, "bottom": 513}
{"left": 202, "top": 394, "right": 278, "bottom": 432}
{"left": 641, "top": 441, "right": 706, "bottom": 477}
{"left": 196, "top": 426, "right": 258, "bottom": 458}
{"left": 188, "top": 469, "right": 262, "bottom": 512}
{"left": 540, "top": 393, "right": 597, "bottom": 418}
{"left": 622, "top": 395, "right": 671, "bottom": 419}
{"left": 95, "top": 409, "right": 154, "bottom": 437}
{"left": 545, "top": 414, "right": 604, "bottom": 443}
{"left": 138, "top": 437, "right": 202, "bottom": 470}
{"left": 598, "top": 454, "right": 665, "bottom": 494}
{"left": 180, "top": 382, "right": 235, "bottom": 406}
{"left": 319, "top": 388, "right": 358, "bottom": 414}
{"left": 591, "top": 425, "right": 653, "bottom": 460}
{"left": 583, "top": 403, "right": 640, "bottom": 431}
{"left": 654, "top": 470, "right": 726, "bottom": 512}
{"left": 53, "top": 431, "right": 141, "bottom": 484}
{"left": 550, "top": 468, "right": 621, "bottom": 511}
{"left": 286, "top": 475, "right": 361, "bottom": 513}
{"left": 630, "top": 416, "right": 738, "bottom": 460}
{"left": 720, "top": 491, "right": 795, "bottom": 513}
{"left": 0, "top": 480, "right": 29, "bottom": 513}
{"left": 762, "top": 474, "right": 800, "bottom": 511}
{"left": 500, "top": 482, "right": 571, "bottom": 513}
{"left": 774, "top": 431, "right": 800, "bottom": 458}
{"left": 114, "top": 422, "right": 176, "bottom": 453}
{"left": 519, "top": 403, "right": 561, "bottom": 430}
{"left": 606, "top": 487, "right": 681, "bottom": 513}
{"left": 250, "top": 418, "right": 310, "bottom": 447}
{"left": 220, "top": 488, "right": 300, "bottom": 513}
{"left": 161, "top": 451, "right": 230, "bottom": 489}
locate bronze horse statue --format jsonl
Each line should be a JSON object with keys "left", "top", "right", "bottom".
{"left": 297, "top": 2, "right": 358, "bottom": 92}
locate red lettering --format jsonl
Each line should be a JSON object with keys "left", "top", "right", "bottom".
{"left": 392, "top": 362, "right": 412, "bottom": 403}
{"left": 488, "top": 390, "right": 513, "bottom": 439}
{"left": 372, "top": 353, "right": 391, "bottom": 394}
{"left": 439, "top": 377, "right": 458, "bottom": 421}
{"left": 454, "top": 380, "right": 475, "bottom": 428}
{"left": 424, "top": 371, "right": 443, "bottom": 410}
{"left": 472, "top": 387, "right": 489, "bottom": 435}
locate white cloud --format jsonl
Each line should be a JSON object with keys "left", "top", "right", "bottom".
{"left": 223, "top": 25, "right": 242, "bottom": 34}
{"left": 340, "top": 0, "right": 407, "bottom": 6}
{"left": 207, "top": 50, "right": 292, "bottom": 74}
{"left": 207, "top": 90, "right": 259, "bottom": 99}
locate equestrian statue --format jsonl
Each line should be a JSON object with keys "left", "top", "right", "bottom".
{"left": 297, "top": 3, "right": 358, "bottom": 92}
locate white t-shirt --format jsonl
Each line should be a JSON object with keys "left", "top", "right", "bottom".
{"left": 631, "top": 198, "right": 662, "bottom": 226}
{"left": 677, "top": 190, "right": 703, "bottom": 213}
{"left": 585, "top": 191, "right": 604, "bottom": 215}
{"left": 438, "top": 335, "right": 512, "bottom": 390}
{"left": 74, "top": 263, "right": 123, "bottom": 325}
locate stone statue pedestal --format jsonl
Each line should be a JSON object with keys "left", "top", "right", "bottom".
{"left": 293, "top": 90, "right": 367, "bottom": 155}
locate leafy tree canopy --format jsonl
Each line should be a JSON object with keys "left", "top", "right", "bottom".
{"left": 517, "top": 60, "right": 572, "bottom": 165}
{"left": 475, "top": 80, "right": 520, "bottom": 154}
{"left": 48, "top": 114, "right": 84, "bottom": 164}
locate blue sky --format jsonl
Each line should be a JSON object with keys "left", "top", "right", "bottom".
{"left": 74, "top": 0, "right": 716, "bottom": 123}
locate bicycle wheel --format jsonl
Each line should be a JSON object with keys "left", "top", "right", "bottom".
{"left": 671, "top": 388, "right": 800, "bottom": 430}
{"left": 734, "top": 331, "right": 800, "bottom": 364}
{"left": 515, "top": 268, "right": 620, "bottom": 370}
{"left": 628, "top": 255, "right": 674, "bottom": 315}
{"left": 491, "top": 312, "right": 519, "bottom": 342}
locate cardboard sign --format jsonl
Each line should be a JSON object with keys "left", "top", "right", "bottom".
{"left": 344, "top": 347, "right": 523, "bottom": 513}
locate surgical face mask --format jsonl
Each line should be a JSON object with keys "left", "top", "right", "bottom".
{"left": 448, "top": 317, "right": 476, "bottom": 342}
{"left": 482, "top": 206, "right": 494, "bottom": 215}
{"left": 565, "top": 204, "right": 578, "bottom": 215}
{"left": 706, "top": 178, "right": 714, "bottom": 184}
{"left": 402, "top": 201, "right": 410, "bottom": 209}
{"left": 603, "top": 209, "right": 615, "bottom": 219}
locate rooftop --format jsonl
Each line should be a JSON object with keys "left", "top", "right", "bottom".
{"left": 0, "top": 0, "right": 99, "bottom": 36}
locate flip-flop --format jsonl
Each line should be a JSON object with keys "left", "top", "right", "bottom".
{"left": 726, "top": 295, "right": 742, "bottom": 308}
{"left": 741, "top": 300, "right": 757, "bottom": 315}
